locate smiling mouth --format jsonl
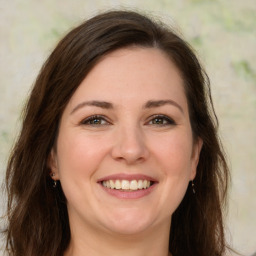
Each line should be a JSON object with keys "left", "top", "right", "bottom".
{"left": 101, "top": 179, "right": 154, "bottom": 191}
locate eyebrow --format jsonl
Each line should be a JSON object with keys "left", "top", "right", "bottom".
{"left": 144, "top": 100, "right": 184, "bottom": 114}
{"left": 71, "top": 99, "right": 184, "bottom": 115}
{"left": 70, "top": 100, "right": 113, "bottom": 114}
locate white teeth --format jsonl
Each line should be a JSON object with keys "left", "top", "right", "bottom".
{"left": 130, "top": 180, "right": 138, "bottom": 190}
{"left": 110, "top": 180, "right": 115, "bottom": 189}
{"left": 143, "top": 180, "right": 148, "bottom": 189}
{"left": 115, "top": 180, "right": 121, "bottom": 189}
{"left": 138, "top": 180, "right": 143, "bottom": 189}
{"left": 121, "top": 180, "right": 130, "bottom": 190}
{"left": 102, "top": 179, "right": 152, "bottom": 190}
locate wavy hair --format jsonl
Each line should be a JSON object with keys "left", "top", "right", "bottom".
{"left": 4, "top": 10, "right": 229, "bottom": 256}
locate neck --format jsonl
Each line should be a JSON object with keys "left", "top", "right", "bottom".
{"left": 64, "top": 218, "right": 172, "bottom": 256}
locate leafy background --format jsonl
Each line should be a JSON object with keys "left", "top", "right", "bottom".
{"left": 0, "top": 0, "right": 255, "bottom": 255}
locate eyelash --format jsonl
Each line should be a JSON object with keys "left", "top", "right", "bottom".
{"left": 81, "top": 115, "right": 110, "bottom": 126}
{"left": 147, "top": 115, "right": 176, "bottom": 126}
{"left": 80, "top": 114, "right": 175, "bottom": 126}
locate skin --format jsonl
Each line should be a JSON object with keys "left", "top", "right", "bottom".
{"left": 49, "top": 47, "right": 203, "bottom": 256}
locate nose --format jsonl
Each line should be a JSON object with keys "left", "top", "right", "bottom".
{"left": 111, "top": 125, "right": 149, "bottom": 165}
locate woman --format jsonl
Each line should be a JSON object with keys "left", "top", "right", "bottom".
{"left": 4, "top": 10, "right": 230, "bottom": 256}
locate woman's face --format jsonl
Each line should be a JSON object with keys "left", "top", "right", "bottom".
{"left": 49, "top": 47, "right": 202, "bottom": 236}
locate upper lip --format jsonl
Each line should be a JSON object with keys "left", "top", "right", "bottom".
{"left": 97, "top": 173, "right": 158, "bottom": 182}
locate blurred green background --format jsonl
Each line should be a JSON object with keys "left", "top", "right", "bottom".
{"left": 0, "top": 0, "right": 255, "bottom": 255}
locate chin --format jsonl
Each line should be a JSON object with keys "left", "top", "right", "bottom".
{"left": 100, "top": 208, "right": 159, "bottom": 235}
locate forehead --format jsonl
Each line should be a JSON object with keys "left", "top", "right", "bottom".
{"left": 66, "top": 47, "right": 187, "bottom": 111}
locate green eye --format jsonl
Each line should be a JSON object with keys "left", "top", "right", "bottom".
{"left": 89, "top": 118, "right": 103, "bottom": 125}
{"left": 148, "top": 115, "right": 175, "bottom": 126}
{"left": 151, "top": 118, "right": 166, "bottom": 125}
{"left": 82, "top": 115, "right": 109, "bottom": 125}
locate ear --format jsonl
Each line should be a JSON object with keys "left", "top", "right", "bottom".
{"left": 190, "top": 137, "right": 203, "bottom": 180}
{"left": 48, "top": 149, "right": 60, "bottom": 180}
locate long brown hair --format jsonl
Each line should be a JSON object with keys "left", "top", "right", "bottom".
{"left": 3, "top": 10, "right": 230, "bottom": 256}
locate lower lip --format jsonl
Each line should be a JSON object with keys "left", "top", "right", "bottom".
{"left": 99, "top": 183, "right": 157, "bottom": 199}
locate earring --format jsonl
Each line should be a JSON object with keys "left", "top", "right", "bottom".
{"left": 191, "top": 180, "right": 196, "bottom": 194}
{"left": 53, "top": 180, "right": 57, "bottom": 188}
{"left": 50, "top": 173, "right": 57, "bottom": 188}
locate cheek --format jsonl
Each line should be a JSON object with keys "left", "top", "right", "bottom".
{"left": 154, "top": 132, "right": 193, "bottom": 175}
{"left": 55, "top": 132, "right": 110, "bottom": 209}
{"left": 152, "top": 134, "right": 193, "bottom": 217}
{"left": 56, "top": 131, "right": 110, "bottom": 180}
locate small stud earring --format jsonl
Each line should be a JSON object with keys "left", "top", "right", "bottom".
{"left": 53, "top": 180, "right": 57, "bottom": 188}
{"left": 191, "top": 180, "right": 196, "bottom": 194}
{"left": 50, "top": 172, "right": 55, "bottom": 177}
